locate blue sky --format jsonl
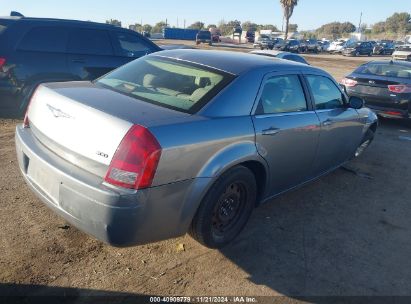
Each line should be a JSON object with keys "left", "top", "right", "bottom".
{"left": 1, "top": 0, "right": 410, "bottom": 30}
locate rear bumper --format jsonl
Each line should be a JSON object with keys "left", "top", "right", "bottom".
{"left": 15, "top": 125, "right": 211, "bottom": 247}
{"left": 367, "top": 106, "right": 410, "bottom": 119}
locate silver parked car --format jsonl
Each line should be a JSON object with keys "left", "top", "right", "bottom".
{"left": 16, "top": 50, "right": 378, "bottom": 248}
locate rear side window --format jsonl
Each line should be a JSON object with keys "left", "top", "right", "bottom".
{"left": 112, "top": 31, "right": 152, "bottom": 57}
{"left": 18, "top": 27, "right": 68, "bottom": 53}
{"left": 68, "top": 29, "right": 113, "bottom": 55}
{"left": 257, "top": 75, "right": 307, "bottom": 115}
{"left": 284, "top": 55, "right": 306, "bottom": 64}
{"left": 356, "top": 63, "right": 411, "bottom": 79}
{"left": 306, "top": 75, "right": 344, "bottom": 110}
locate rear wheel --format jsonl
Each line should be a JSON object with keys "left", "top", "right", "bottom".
{"left": 355, "top": 51, "right": 360, "bottom": 57}
{"left": 189, "top": 166, "right": 257, "bottom": 249}
{"left": 354, "top": 129, "right": 374, "bottom": 158}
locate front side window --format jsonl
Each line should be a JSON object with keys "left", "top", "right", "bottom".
{"left": 306, "top": 75, "right": 344, "bottom": 110}
{"left": 96, "top": 56, "right": 234, "bottom": 113}
{"left": 257, "top": 75, "right": 307, "bottom": 115}
{"left": 18, "top": 27, "right": 68, "bottom": 53}
{"left": 113, "top": 31, "right": 151, "bottom": 57}
{"left": 68, "top": 29, "right": 113, "bottom": 56}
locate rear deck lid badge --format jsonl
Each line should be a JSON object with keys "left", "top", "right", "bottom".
{"left": 46, "top": 104, "right": 73, "bottom": 119}
{"left": 369, "top": 80, "right": 376, "bottom": 84}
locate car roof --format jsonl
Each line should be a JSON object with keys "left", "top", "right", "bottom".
{"left": 365, "top": 60, "right": 411, "bottom": 67}
{"left": 154, "top": 49, "right": 316, "bottom": 75}
{"left": 0, "top": 15, "right": 119, "bottom": 29}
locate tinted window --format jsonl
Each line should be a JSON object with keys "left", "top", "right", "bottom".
{"left": 284, "top": 55, "right": 306, "bottom": 64}
{"left": 357, "top": 63, "right": 411, "bottom": 79}
{"left": 257, "top": 75, "right": 307, "bottom": 115}
{"left": 68, "top": 29, "right": 113, "bottom": 55}
{"left": 18, "top": 27, "right": 68, "bottom": 52}
{"left": 113, "top": 31, "right": 151, "bottom": 56}
{"left": 97, "top": 56, "right": 234, "bottom": 113}
{"left": 306, "top": 75, "right": 344, "bottom": 110}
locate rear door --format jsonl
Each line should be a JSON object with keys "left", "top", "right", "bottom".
{"left": 252, "top": 72, "right": 321, "bottom": 196}
{"left": 67, "top": 28, "right": 123, "bottom": 80}
{"left": 304, "top": 74, "right": 363, "bottom": 175}
{"left": 9, "top": 25, "right": 71, "bottom": 112}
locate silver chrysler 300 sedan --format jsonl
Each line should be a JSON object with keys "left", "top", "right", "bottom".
{"left": 16, "top": 50, "right": 378, "bottom": 248}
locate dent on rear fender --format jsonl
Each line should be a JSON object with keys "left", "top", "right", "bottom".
{"left": 197, "top": 141, "right": 265, "bottom": 178}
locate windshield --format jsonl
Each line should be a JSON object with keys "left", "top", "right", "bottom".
{"left": 357, "top": 63, "right": 411, "bottom": 79}
{"left": 96, "top": 56, "right": 235, "bottom": 113}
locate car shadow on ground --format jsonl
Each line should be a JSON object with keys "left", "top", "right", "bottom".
{"left": 0, "top": 283, "right": 147, "bottom": 303}
{"left": 219, "top": 118, "right": 411, "bottom": 296}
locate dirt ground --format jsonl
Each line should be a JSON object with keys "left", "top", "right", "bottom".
{"left": 1, "top": 43, "right": 411, "bottom": 299}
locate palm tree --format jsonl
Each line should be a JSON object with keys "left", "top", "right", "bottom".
{"left": 280, "top": 0, "right": 299, "bottom": 39}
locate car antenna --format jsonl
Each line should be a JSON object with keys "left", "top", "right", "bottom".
{"left": 10, "top": 11, "right": 24, "bottom": 17}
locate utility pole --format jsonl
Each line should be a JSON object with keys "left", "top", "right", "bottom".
{"left": 184, "top": 19, "right": 186, "bottom": 29}
{"left": 358, "top": 12, "right": 363, "bottom": 33}
{"left": 177, "top": 17, "right": 179, "bottom": 28}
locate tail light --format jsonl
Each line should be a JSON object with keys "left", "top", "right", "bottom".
{"left": 23, "top": 86, "right": 41, "bottom": 128}
{"left": 388, "top": 85, "right": 411, "bottom": 94}
{"left": 0, "top": 57, "right": 5, "bottom": 70}
{"left": 105, "top": 125, "right": 162, "bottom": 190}
{"left": 341, "top": 78, "right": 358, "bottom": 87}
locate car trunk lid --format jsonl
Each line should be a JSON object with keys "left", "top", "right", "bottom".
{"left": 26, "top": 82, "right": 190, "bottom": 177}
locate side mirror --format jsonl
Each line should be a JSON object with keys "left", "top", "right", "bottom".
{"left": 349, "top": 96, "right": 364, "bottom": 109}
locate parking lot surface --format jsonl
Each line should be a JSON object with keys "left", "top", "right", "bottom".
{"left": 1, "top": 48, "right": 411, "bottom": 297}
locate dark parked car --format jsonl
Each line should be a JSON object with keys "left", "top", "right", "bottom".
{"left": 278, "top": 40, "right": 302, "bottom": 53}
{"left": 301, "top": 39, "right": 320, "bottom": 53}
{"left": 342, "top": 41, "right": 374, "bottom": 57}
{"left": 0, "top": 14, "right": 161, "bottom": 117}
{"left": 245, "top": 31, "right": 255, "bottom": 43}
{"left": 341, "top": 60, "right": 411, "bottom": 119}
{"left": 196, "top": 30, "right": 212, "bottom": 45}
{"left": 17, "top": 50, "right": 377, "bottom": 248}
{"left": 253, "top": 35, "right": 274, "bottom": 50}
{"left": 250, "top": 50, "right": 309, "bottom": 65}
{"left": 373, "top": 42, "right": 395, "bottom": 55}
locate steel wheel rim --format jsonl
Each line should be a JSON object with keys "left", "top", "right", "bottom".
{"left": 212, "top": 182, "right": 247, "bottom": 236}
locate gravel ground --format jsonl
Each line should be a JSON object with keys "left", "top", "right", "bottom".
{"left": 1, "top": 46, "right": 410, "bottom": 299}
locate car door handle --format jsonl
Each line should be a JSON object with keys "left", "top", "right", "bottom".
{"left": 322, "top": 119, "right": 336, "bottom": 127}
{"left": 262, "top": 127, "right": 280, "bottom": 136}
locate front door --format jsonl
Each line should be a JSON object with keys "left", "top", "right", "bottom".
{"left": 252, "top": 73, "right": 321, "bottom": 196}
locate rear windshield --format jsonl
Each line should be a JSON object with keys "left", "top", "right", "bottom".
{"left": 96, "top": 56, "right": 235, "bottom": 113}
{"left": 356, "top": 63, "right": 411, "bottom": 79}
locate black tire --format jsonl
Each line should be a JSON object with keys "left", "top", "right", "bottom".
{"left": 189, "top": 166, "right": 257, "bottom": 249}
{"left": 354, "top": 129, "right": 374, "bottom": 158}
{"left": 368, "top": 52, "right": 372, "bottom": 57}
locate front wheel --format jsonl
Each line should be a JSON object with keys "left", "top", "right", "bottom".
{"left": 189, "top": 166, "right": 257, "bottom": 249}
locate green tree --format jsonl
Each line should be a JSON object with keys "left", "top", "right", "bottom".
{"left": 258, "top": 24, "right": 279, "bottom": 31}
{"left": 207, "top": 24, "right": 217, "bottom": 29}
{"left": 142, "top": 24, "right": 153, "bottom": 33}
{"left": 242, "top": 21, "right": 258, "bottom": 32}
{"left": 316, "top": 22, "right": 356, "bottom": 39}
{"left": 385, "top": 12, "right": 411, "bottom": 34}
{"left": 280, "top": 0, "right": 298, "bottom": 39}
{"left": 288, "top": 23, "right": 298, "bottom": 32}
{"left": 152, "top": 21, "right": 167, "bottom": 33}
{"left": 106, "top": 19, "right": 122, "bottom": 27}
{"left": 372, "top": 22, "right": 386, "bottom": 34}
{"left": 188, "top": 21, "right": 205, "bottom": 30}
